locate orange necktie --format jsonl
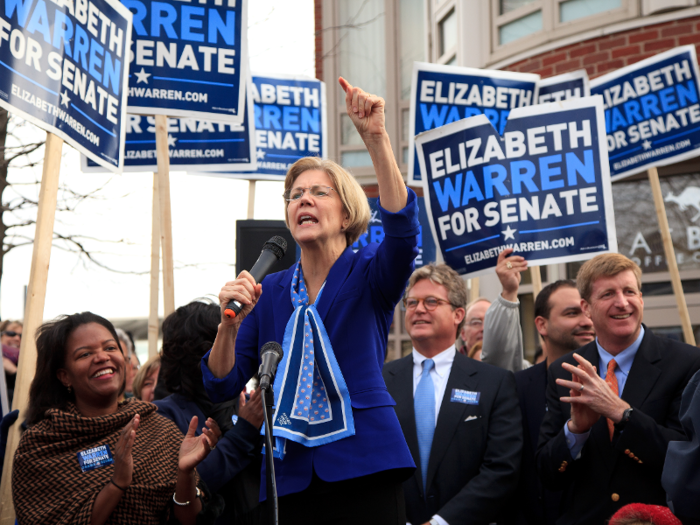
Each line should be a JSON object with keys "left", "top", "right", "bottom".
{"left": 606, "top": 359, "right": 619, "bottom": 440}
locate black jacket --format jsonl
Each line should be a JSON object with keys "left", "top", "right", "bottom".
{"left": 384, "top": 351, "right": 522, "bottom": 525}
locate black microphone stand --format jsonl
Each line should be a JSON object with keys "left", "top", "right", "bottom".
{"left": 261, "top": 383, "right": 279, "bottom": 525}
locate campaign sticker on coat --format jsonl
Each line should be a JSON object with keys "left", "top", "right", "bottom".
{"left": 538, "top": 70, "right": 590, "bottom": 104}
{"left": 415, "top": 96, "right": 617, "bottom": 277}
{"left": 0, "top": 0, "right": 133, "bottom": 172}
{"left": 81, "top": 83, "right": 255, "bottom": 172}
{"left": 122, "top": 0, "right": 247, "bottom": 123}
{"left": 351, "top": 197, "right": 436, "bottom": 268}
{"left": 591, "top": 46, "right": 700, "bottom": 181}
{"left": 77, "top": 444, "right": 114, "bottom": 472}
{"left": 206, "top": 74, "right": 327, "bottom": 180}
{"left": 408, "top": 62, "right": 540, "bottom": 186}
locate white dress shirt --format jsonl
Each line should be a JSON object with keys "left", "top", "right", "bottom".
{"left": 409, "top": 345, "right": 456, "bottom": 525}
{"left": 412, "top": 345, "right": 456, "bottom": 427}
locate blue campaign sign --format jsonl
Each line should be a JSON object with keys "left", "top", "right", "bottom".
{"left": 591, "top": 46, "right": 700, "bottom": 181}
{"left": 123, "top": 0, "right": 247, "bottom": 123}
{"left": 538, "top": 70, "right": 589, "bottom": 104}
{"left": 0, "top": 0, "right": 132, "bottom": 172}
{"left": 352, "top": 197, "right": 436, "bottom": 268}
{"left": 208, "top": 73, "right": 327, "bottom": 180}
{"left": 409, "top": 62, "right": 539, "bottom": 186}
{"left": 415, "top": 97, "right": 617, "bottom": 277}
{"left": 81, "top": 83, "right": 255, "bottom": 172}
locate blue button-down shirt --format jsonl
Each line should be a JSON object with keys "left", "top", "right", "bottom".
{"left": 564, "top": 327, "right": 645, "bottom": 459}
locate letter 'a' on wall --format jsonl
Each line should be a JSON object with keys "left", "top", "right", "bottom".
{"left": 0, "top": 0, "right": 133, "bottom": 172}
{"left": 408, "top": 62, "right": 540, "bottom": 186}
{"left": 122, "top": 0, "right": 248, "bottom": 124}
{"left": 415, "top": 96, "right": 618, "bottom": 278}
{"left": 591, "top": 45, "right": 700, "bottom": 182}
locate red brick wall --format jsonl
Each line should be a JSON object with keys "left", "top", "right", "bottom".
{"left": 315, "top": 0, "right": 323, "bottom": 81}
{"left": 504, "top": 16, "right": 700, "bottom": 80}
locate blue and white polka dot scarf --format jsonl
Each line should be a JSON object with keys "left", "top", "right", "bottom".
{"left": 267, "top": 263, "right": 355, "bottom": 459}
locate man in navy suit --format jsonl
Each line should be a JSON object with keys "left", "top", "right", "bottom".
{"left": 537, "top": 253, "right": 700, "bottom": 524}
{"left": 514, "top": 277, "right": 594, "bottom": 524}
{"left": 383, "top": 263, "right": 522, "bottom": 525}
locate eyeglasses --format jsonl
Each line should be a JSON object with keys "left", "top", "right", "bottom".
{"left": 466, "top": 318, "right": 483, "bottom": 328}
{"left": 2, "top": 330, "right": 21, "bottom": 338}
{"left": 284, "top": 185, "right": 336, "bottom": 202}
{"left": 404, "top": 297, "right": 453, "bottom": 311}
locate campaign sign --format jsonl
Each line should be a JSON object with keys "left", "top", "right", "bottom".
{"left": 0, "top": 0, "right": 132, "bottom": 172}
{"left": 123, "top": 0, "right": 247, "bottom": 123}
{"left": 591, "top": 46, "right": 700, "bottom": 181}
{"left": 81, "top": 83, "right": 255, "bottom": 172}
{"left": 409, "top": 62, "right": 540, "bottom": 186}
{"left": 210, "top": 74, "right": 327, "bottom": 180}
{"left": 538, "top": 70, "right": 590, "bottom": 104}
{"left": 415, "top": 97, "right": 617, "bottom": 277}
{"left": 351, "top": 197, "right": 436, "bottom": 268}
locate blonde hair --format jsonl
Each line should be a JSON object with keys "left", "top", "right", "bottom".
{"left": 405, "top": 264, "right": 468, "bottom": 337}
{"left": 468, "top": 341, "right": 483, "bottom": 359}
{"left": 283, "top": 157, "right": 370, "bottom": 246}
{"left": 0, "top": 320, "right": 22, "bottom": 332}
{"left": 132, "top": 355, "right": 160, "bottom": 401}
{"left": 577, "top": 253, "right": 642, "bottom": 303}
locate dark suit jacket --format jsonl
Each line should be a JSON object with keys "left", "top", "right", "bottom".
{"left": 155, "top": 394, "right": 262, "bottom": 524}
{"left": 512, "top": 361, "right": 561, "bottom": 525}
{"left": 383, "top": 352, "right": 522, "bottom": 525}
{"left": 536, "top": 327, "right": 700, "bottom": 525}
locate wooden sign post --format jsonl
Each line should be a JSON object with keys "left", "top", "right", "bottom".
{"left": 148, "top": 172, "right": 161, "bottom": 358}
{"left": 530, "top": 266, "right": 542, "bottom": 300}
{"left": 648, "top": 167, "right": 696, "bottom": 345}
{"left": 155, "top": 115, "right": 175, "bottom": 318}
{"left": 0, "top": 133, "right": 63, "bottom": 522}
{"left": 247, "top": 180, "right": 256, "bottom": 219}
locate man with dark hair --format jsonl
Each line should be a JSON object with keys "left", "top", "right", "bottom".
{"left": 537, "top": 253, "right": 700, "bottom": 524}
{"left": 514, "top": 275, "right": 594, "bottom": 525}
{"left": 383, "top": 263, "right": 522, "bottom": 525}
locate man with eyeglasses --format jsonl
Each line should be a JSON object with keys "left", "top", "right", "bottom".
{"left": 383, "top": 263, "right": 522, "bottom": 525}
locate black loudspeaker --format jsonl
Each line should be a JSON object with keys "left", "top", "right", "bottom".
{"left": 235, "top": 220, "right": 297, "bottom": 277}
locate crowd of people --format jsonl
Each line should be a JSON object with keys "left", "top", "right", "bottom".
{"left": 0, "top": 79, "right": 699, "bottom": 524}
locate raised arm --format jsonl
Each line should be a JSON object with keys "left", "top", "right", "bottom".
{"left": 339, "top": 77, "right": 407, "bottom": 212}
{"left": 482, "top": 248, "right": 528, "bottom": 372}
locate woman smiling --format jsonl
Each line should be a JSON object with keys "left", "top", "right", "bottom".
{"left": 12, "top": 312, "right": 221, "bottom": 525}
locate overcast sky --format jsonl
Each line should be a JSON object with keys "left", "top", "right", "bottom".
{"left": 0, "top": 1, "right": 315, "bottom": 333}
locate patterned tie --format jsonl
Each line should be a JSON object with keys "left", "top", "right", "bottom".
{"left": 606, "top": 359, "right": 619, "bottom": 440}
{"left": 414, "top": 358, "right": 436, "bottom": 491}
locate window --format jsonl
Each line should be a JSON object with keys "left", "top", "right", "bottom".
{"left": 560, "top": 0, "right": 622, "bottom": 22}
{"left": 439, "top": 9, "right": 457, "bottom": 58}
{"left": 500, "top": 0, "right": 536, "bottom": 14}
{"left": 338, "top": 0, "right": 387, "bottom": 99}
{"left": 399, "top": 0, "right": 425, "bottom": 100}
{"left": 489, "top": 0, "right": 637, "bottom": 64}
{"left": 499, "top": 9, "right": 542, "bottom": 45}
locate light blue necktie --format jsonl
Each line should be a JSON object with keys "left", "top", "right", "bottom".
{"left": 414, "top": 358, "right": 435, "bottom": 491}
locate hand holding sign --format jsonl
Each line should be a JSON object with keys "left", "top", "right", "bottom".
{"left": 496, "top": 248, "right": 527, "bottom": 302}
{"left": 339, "top": 77, "right": 386, "bottom": 142}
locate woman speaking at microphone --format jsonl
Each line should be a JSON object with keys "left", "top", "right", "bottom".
{"left": 202, "top": 77, "right": 419, "bottom": 524}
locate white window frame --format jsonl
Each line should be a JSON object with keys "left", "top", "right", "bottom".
{"left": 489, "top": 0, "right": 639, "bottom": 64}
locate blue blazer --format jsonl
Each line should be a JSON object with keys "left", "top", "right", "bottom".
{"left": 202, "top": 190, "right": 420, "bottom": 498}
